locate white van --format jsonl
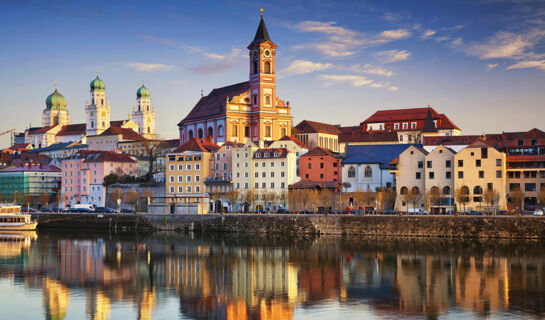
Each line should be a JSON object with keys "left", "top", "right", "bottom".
{"left": 72, "top": 204, "right": 95, "bottom": 212}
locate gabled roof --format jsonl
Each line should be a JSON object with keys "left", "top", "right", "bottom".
{"left": 304, "top": 147, "right": 339, "bottom": 158}
{"left": 172, "top": 138, "right": 220, "bottom": 153}
{"left": 178, "top": 81, "right": 250, "bottom": 126}
{"left": 362, "top": 107, "right": 460, "bottom": 130}
{"left": 97, "top": 127, "right": 144, "bottom": 141}
{"left": 278, "top": 135, "right": 307, "bottom": 148}
{"left": 0, "top": 164, "right": 60, "bottom": 173}
{"left": 293, "top": 120, "right": 342, "bottom": 135}
{"left": 7, "top": 143, "right": 33, "bottom": 151}
{"left": 338, "top": 130, "right": 399, "bottom": 143}
{"left": 27, "top": 142, "right": 74, "bottom": 153}
{"left": 466, "top": 139, "right": 492, "bottom": 148}
{"left": 81, "top": 151, "right": 136, "bottom": 163}
{"left": 27, "top": 125, "right": 55, "bottom": 134}
{"left": 56, "top": 123, "right": 86, "bottom": 136}
{"left": 343, "top": 144, "right": 418, "bottom": 168}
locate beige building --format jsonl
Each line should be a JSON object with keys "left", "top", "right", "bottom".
{"left": 293, "top": 120, "right": 341, "bottom": 153}
{"left": 454, "top": 140, "right": 507, "bottom": 212}
{"left": 232, "top": 141, "right": 259, "bottom": 191}
{"left": 392, "top": 145, "right": 428, "bottom": 212}
{"left": 86, "top": 127, "right": 143, "bottom": 152}
{"left": 425, "top": 145, "right": 456, "bottom": 214}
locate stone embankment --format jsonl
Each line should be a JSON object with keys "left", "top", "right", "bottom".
{"left": 30, "top": 213, "right": 545, "bottom": 239}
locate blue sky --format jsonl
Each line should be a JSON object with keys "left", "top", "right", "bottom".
{"left": 1, "top": 0, "right": 545, "bottom": 147}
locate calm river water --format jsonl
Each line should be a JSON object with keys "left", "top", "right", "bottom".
{"left": 0, "top": 231, "right": 544, "bottom": 319}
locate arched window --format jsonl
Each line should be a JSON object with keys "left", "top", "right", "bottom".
{"left": 281, "top": 128, "right": 287, "bottom": 137}
{"left": 265, "top": 95, "right": 271, "bottom": 105}
{"left": 218, "top": 125, "right": 224, "bottom": 137}
{"left": 208, "top": 127, "right": 213, "bottom": 138}
{"left": 400, "top": 187, "right": 408, "bottom": 195}
{"left": 253, "top": 62, "right": 258, "bottom": 74}
{"left": 473, "top": 186, "right": 483, "bottom": 195}
{"left": 244, "top": 126, "right": 250, "bottom": 137}
{"left": 253, "top": 94, "right": 258, "bottom": 105}
{"left": 348, "top": 166, "right": 355, "bottom": 178}
{"left": 412, "top": 186, "right": 420, "bottom": 194}
{"left": 198, "top": 128, "right": 203, "bottom": 139}
{"left": 147, "top": 127, "right": 150, "bottom": 133}
{"left": 91, "top": 121, "right": 94, "bottom": 128}
{"left": 188, "top": 130, "right": 194, "bottom": 139}
{"left": 443, "top": 186, "right": 450, "bottom": 195}
{"left": 364, "top": 165, "right": 372, "bottom": 178}
{"left": 102, "top": 121, "right": 105, "bottom": 128}
{"left": 265, "top": 125, "right": 271, "bottom": 137}
{"left": 232, "top": 125, "right": 237, "bottom": 136}
{"left": 264, "top": 61, "right": 271, "bottom": 74}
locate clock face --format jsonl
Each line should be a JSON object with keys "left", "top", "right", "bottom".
{"left": 252, "top": 50, "right": 259, "bottom": 60}
{"left": 263, "top": 49, "right": 271, "bottom": 58}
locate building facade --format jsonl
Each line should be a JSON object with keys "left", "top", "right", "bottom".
{"left": 292, "top": 120, "right": 341, "bottom": 153}
{"left": 0, "top": 164, "right": 60, "bottom": 203}
{"left": 252, "top": 148, "right": 296, "bottom": 210}
{"left": 424, "top": 145, "right": 456, "bottom": 214}
{"left": 232, "top": 141, "right": 259, "bottom": 191}
{"left": 392, "top": 145, "right": 428, "bottom": 212}
{"left": 298, "top": 147, "right": 341, "bottom": 183}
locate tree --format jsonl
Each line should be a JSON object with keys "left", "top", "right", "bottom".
{"left": 307, "top": 189, "right": 320, "bottom": 213}
{"left": 381, "top": 188, "right": 396, "bottom": 213}
{"left": 141, "top": 138, "right": 169, "bottom": 182}
{"left": 288, "top": 189, "right": 299, "bottom": 212}
{"left": 103, "top": 173, "right": 119, "bottom": 187}
{"left": 243, "top": 189, "right": 255, "bottom": 213}
{"left": 265, "top": 191, "right": 278, "bottom": 211}
{"left": 342, "top": 182, "right": 351, "bottom": 192}
{"left": 538, "top": 188, "right": 545, "bottom": 210}
{"left": 210, "top": 189, "right": 223, "bottom": 213}
{"left": 427, "top": 187, "right": 441, "bottom": 212}
{"left": 483, "top": 188, "right": 499, "bottom": 215}
{"left": 23, "top": 193, "right": 32, "bottom": 208}
{"left": 142, "top": 188, "right": 154, "bottom": 212}
{"left": 318, "top": 189, "right": 332, "bottom": 214}
{"left": 454, "top": 187, "right": 470, "bottom": 213}
{"left": 225, "top": 189, "right": 239, "bottom": 213}
{"left": 509, "top": 189, "right": 524, "bottom": 215}
{"left": 124, "top": 189, "right": 139, "bottom": 212}
{"left": 109, "top": 187, "right": 123, "bottom": 211}
{"left": 403, "top": 188, "right": 423, "bottom": 213}
{"left": 39, "top": 191, "right": 50, "bottom": 209}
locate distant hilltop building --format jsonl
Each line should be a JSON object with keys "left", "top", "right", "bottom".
{"left": 177, "top": 11, "right": 292, "bottom": 145}
{"left": 21, "top": 75, "right": 156, "bottom": 148}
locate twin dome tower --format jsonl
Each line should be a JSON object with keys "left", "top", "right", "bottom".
{"left": 42, "top": 75, "right": 155, "bottom": 139}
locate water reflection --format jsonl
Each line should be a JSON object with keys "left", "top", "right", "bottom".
{"left": 0, "top": 231, "right": 544, "bottom": 319}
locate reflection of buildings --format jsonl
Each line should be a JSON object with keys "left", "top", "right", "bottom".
{"left": 42, "top": 276, "right": 71, "bottom": 320}
{"left": 86, "top": 291, "right": 111, "bottom": 320}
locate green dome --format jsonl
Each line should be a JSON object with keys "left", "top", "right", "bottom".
{"left": 45, "top": 89, "right": 67, "bottom": 110}
{"left": 137, "top": 84, "right": 150, "bottom": 98}
{"left": 90, "top": 76, "right": 105, "bottom": 91}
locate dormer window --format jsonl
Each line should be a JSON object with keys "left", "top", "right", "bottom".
{"left": 255, "top": 152, "right": 261, "bottom": 158}
{"left": 264, "top": 152, "right": 270, "bottom": 158}
{"left": 274, "top": 151, "right": 279, "bottom": 157}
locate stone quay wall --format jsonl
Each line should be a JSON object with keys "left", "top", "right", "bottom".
{"left": 31, "top": 213, "right": 545, "bottom": 239}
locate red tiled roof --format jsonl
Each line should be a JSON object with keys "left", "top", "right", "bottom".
{"left": 178, "top": 81, "right": 250, "bottom": 125}
{"left": 98, "top": 127, "right": 144, "bottom": 141}
{"left": 172, "top": 138, "right": 220, "bottom": 153}
{"left": 8, "top": 144, "right": 32, "bottom": 150}
{"left": 362, "top": 107, "right": 460, "bottom": 130}
{"left": 304, "top": 147, "right": 339, "bottom": 158}
{"left": 56, "top": 123, "right": 86, "bottom": 136}
{"left": 507, "top": 155, "right": 545, "bottom": 162}
{"left": 424, "top": 135, "right": 483, "bottom": 146}
{"left": 293, "top": 120, "right": 342, "bottom": 135}
{"left": 279, "top": 135, "right": 307, "bottom": 148}
{"left": 81, "top": 151, "right": 136, "bottom": 163}
{"left": 0, "top": 164, "right": 60, "bottom": 173}
{"left": 28, "top": 125, "right": 55, "bottom": 134}
{"left": 110, "top": 120, "right": 127, "bottom": 127}
{"left": 339, "top": 130, "right": 399, "bottom": 143}
{"left": 253, "top": 148, "right": 289, "bottom": 159}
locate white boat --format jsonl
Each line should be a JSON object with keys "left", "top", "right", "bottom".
{"left": 0, "top": 205, "right": 38, "bottom": 231}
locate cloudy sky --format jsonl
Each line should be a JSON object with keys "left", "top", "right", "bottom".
{"left": 1, "top": 0, "right": 545, "bottom": 147}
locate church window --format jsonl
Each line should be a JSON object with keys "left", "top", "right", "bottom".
{"left": 265, "top": 95, "right": 271, "bottom": 105}
{"left": 265, "top": 125, "right": 271, "bottom": 137}
{"left": 218, "top": 125, "right": 224, "bottom": 137}
{"left": 208, "top": 127, "right": 213, "bottom": 139}
{"left": 264, "top": 61, "right": 271, "bottom": 74}
{"left": 188, "top": 130, "right": 194, "bottom": 139}
{"left": 348, "top": 166, "right": 356, "bottom": 178}
{"left": 92, "top": 98, "right": 94, "bottom": 105}
{"left": 253, "top": 62, "right": 258, "bottom": 74}
{"left": 364, "top": 165, "right": 372, "bottom": 178}
{"left": 244, "top": 126, "right": 250, "bottom": 137}
{"left": 91, "top": 121, "right": 94, "bottom": 128}
{"left": 253, "top": 94, "right": 257, "bottom": 105}
{"left": 198, "top": 128, "right": 203, "bottom": 139}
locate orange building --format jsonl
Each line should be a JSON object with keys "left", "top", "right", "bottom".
{"left": 178, "top": 12, "right": 292, "bottom": 145}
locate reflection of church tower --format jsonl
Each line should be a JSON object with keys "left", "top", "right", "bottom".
{"left": 42, "top": 278, "right": 71, "bottom": 320}
{"left": 42, "top": 82, "right": 70, "bottom": 127}
{"left": 131, "top": 82, "right": 156, "bottom": 139}
{"left": 86, "top": 75, "right": 110, "bottom": 136}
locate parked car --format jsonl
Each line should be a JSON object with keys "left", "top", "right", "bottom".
{"left": 533, "top": 209, "right": 543, "bottom": 216}
{"left": 299, "top": 210, "right": 314, "bottom": 214}
{"left": 383, "top": 209, "right": 396, "bottom": 215}
{"left": 415, "top": 209, "right": 429, "bottom": 215}
{"left": 69, "top": 207, "right": 93, "bottom": 213}
{"left": 276, "top": 208, "right": 290, "bottom": 214}
{"left": 121, "top": 208, "right": 135, "bottom": 214}
{"left": 328, "top": 209, "right": 339, "bottom": 214}
{"left": 21, "top": 207, "right": 37, "bottom": 213}
{"left": 95, "top": 207, "right": 117, "bottom": 213}
{"left": 465, "top": 210, "right": 483, "bottom": 216}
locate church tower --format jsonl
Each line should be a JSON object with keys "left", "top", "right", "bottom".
{"left": 85, "top": 74, "right": 110, "bottom": 136}
{"left": 131, "top": 82, "right": 156, "bottom": 139}
{"left": 247, "top": 9, "right": 278, "bottom": 140}
{"left": 42, "top": 82, "right": 70, "bottom": 127}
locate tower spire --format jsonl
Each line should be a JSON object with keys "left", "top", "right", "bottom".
{"left": 260, "top": 8, "right": 263, "bottom": 18}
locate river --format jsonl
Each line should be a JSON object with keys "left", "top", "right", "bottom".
{"left": 0, "top": 231, "right": 543, "bottom": 319}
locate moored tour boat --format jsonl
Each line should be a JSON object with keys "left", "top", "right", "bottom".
{"left": 0, "top": 205, "right": 38, "bottom": 231}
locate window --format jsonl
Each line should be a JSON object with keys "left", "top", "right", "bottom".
{"left": 394, "top": 123, "right": 399, "bottom": 130}
{"left": 479, "top": 171, "right": 484, "bottom": 178}
{"left": 186, "top": 175, "right": 192, "bottom": 182}
{"left": 443, "top": 186, "right": 450, "bottom": 195}
{"left": 232, "top": 125, "right": 238, "bottom": 136}
{"left": 476, "top": 159, "right": 481, "bottom": 167}
{"left": 281, "top": 182, "right": 285, "bottom": 189}
{"left": 364, "top": 166, "right": 372, "bottom": 178}
{"left": 253, "top": 61, "right": 258, "bottom": 74}
{"left": 481, "top": 148, "right": 488, "bottom": 159}
{"left": 195, "top": 175, "right": 200, "bottom": 182}
{"left": 402, "top": 123, "right": 408, "bottom": 129}
{"left": 178, "top": 176, "right": 183, "bottom": 182}
{"left": 223, "top": 163, "right": 227, "bottom": 170}
{"left": 446, "top": 171, "right": 451, "bottom": 179}
{"left": 281, "top": 172, "right": 285, "bottom": 177}
{"left": 169, "top": 186, "right": 174, "bottom": 193}
{"left": 178, "top": 164, "right": 183, "bottom": 171}
{"left": 496, "top": 159, "right": 502, "bottom": 166}
{"left": 253, "top": 94, "right": 258, "bottom": 105}
{"left": 262, "top": 183, "right": 266, "bottom": 188}
{"left": 348, "top": 166, "right": 355, "bottom": 178}
{"left": 411, "top": 122, "right": 417, "bottom": 129}
{"left": 178, "top": 186, "right": 183, "bottom": 193}
{"left": 169, "top": 176, "right": 174, "bottom": 182}
{"left": 429, "top": 172, "right": 434, "bottom": 179}
{"left": 244, "top": 126, "right": 250, "bottom": 137}
{"left": 418, "top": 161, "right": 423, "bottom": 169}
{"left": 218, "top": 125, "right": 224, "bottom": 137}
{"left": 265, "top": 95, "right": 271, "bottom": 105}
{"left": 458, "top": 171, "right": 464, "bottom": 178}
{"left": 264, "top": 61, "right": 271, "bottom": 74}
{"left": 271, "top": 182, "right": 275, "bottom": 188}
{"left": 509, "top": 183, "right": 520, "bottom": 191}
{"left": 525, "top": 183, "right": 536, "bottom": 192}
{"left": 195, "top": 164, "right": 200, "bottom": 170}
{"left": 427, "top": 161, "right": 432, "bottom": 168}
{"left": 416, "top": 172, "right": 421, "bottom": 179}
{"left": 496, "top": 170, "right": 502, "bottom": 178}
{"left": 262, "top": 172, "right": 266, "bottom": 178}
{"left": 187, "top": 186, "right": 192, "bottom": 193}
{"left": 265, "top": 125, "right": 271, "bottom": 137}
{"left": 255, "top": 183, "right": 259, "bottom": 189}
{"left": 196, "top": 186, "right": 200, "bottom": 193}
{"left": 271, "top": 172, "right": 275, "bottom": 178}
{"left": 458, "top": 160, "right": 463, "bottom": 167}
{"left": 446, "top": 160, "right": 451, "bottom": 168}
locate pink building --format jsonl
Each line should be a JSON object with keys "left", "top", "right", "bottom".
{"left": 61, "top": 150, "right": 136, "bottom": 208}
{"left": 213, "top": 141, "right": 243, "bottom": 181}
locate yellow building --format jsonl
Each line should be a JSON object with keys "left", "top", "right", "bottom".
{"left": 454, "top": 140, "right": 507, "bottom": 212}
{"left": 177, "top": 12, "right": 292, "bottom": 145}
{"left": 165, "top": 137, "right": 219, "bottom": 214}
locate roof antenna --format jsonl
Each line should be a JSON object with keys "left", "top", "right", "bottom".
{"left": 260, "top": 8, "right": 264, "bottom": 18}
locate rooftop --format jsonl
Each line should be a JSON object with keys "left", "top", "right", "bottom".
{"left": 293, "top": 120, "right": 342, "bottom": 135}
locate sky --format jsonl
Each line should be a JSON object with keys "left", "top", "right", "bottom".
{"left": 1, "top": 0, "right": 545, "bottom": 148}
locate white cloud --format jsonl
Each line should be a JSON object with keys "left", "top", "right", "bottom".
{"left": 376, "top": 49, "right": 411, "bottom": 63}
{"left": 451, "top": 37, "right": 463, "bottom": 47}
{"left": 124, "top": 62, "right": 174, "bottom": 72}
{"left": 347, "top": 64, "right": 396, "bottom": 77}
{"left": 506, "top": 59, "right": 545, "bottom": 71}
{"left": 187, "top": 47, "right": 246, "bottom": 75}
{"left": 468, "top": 30, "right": 545, "bottom": 59}
{"left": 319, "top": 74, "right": 398, "bottom": 91}
{"left": 422, "top": 29, "right": 436, "bottom": 38}
{"left": 377, "top": 29, "right": 411, "bottom": 40}
{"left": 282, "top": 60, "right": 333, "bottom": 75}
{"left": 294, "top": 21, "right": 364, "bottom": 58}
{"left": 487, "top": 63, "right": 499, "bottom": 70}
{"left": 434, "top": 36, "right": 450, "bottom": 43}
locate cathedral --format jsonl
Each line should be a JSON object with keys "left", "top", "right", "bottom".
{"left": 177, "top": 12, "right": 293, "bottom": 145}
{"left": 24, "top": 76, "right": 156, "bottom": 148}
